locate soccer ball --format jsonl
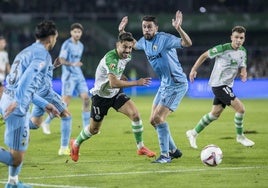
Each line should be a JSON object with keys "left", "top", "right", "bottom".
{"left": 200, "top": 144, "right": 223, "bottom": 167}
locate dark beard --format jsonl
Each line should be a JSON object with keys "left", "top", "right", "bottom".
{"left": 144, "top": 34, "right": 153, "bottom": 40}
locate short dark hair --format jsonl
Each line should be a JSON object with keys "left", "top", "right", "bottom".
{"left": 71, "top": 23, "right": 84, "bottom": 31}
{"left": 142, "top": 15, "right": 158, "bottom": 26}
{"left": 35, "top": 20, "right": 57, "bottom": 39}
{"left": 118, "top": 32, "right": 134, "bottom": 42}
{"left": 232, "top": 26, "right": 246, "bottom": 34}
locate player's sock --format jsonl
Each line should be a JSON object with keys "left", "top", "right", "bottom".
{"left": 8, "top": 163, "right": 22, "bottom": 184}
{"left": 131, "top": 120, "right": 144, "bottom": 149}
{"left": 61, "top": 116, "right": 72, "bottom": 147}
{"left": 0, "top": 147, "right": 13, "bottom": 165}
{"left": 82, "top": 111, "right": 90, "bottom": 128}
{"left": 234, "top": 112, "right": 244, "bottom": 135}
{"left": 156, "top": 123, "right": 169, "bottom": 156}
{"left": 166, "top": 122, "right": 177, "bottom": 151}
{"left": 7, "top": 175, "right": 18, "bottom": 185}
{"left": 44, "top": 115, "right": 54, "bottom": 125}
{"left": 194, "top": 113, "right": 218, "bottom": 133}
{"left": 75, "top": 126, "right": 93, "bottom": 145}
{"left": 29, "top": 120, "right": 39, "bottom": 129}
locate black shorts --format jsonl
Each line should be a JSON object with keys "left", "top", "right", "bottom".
{"left": 212, "top": 85, "right": 236, "bottom": 108}
{"left": 90, "top": 91, "right": 130, "bottom": 122}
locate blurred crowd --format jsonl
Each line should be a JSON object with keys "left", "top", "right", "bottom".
{"left": 248, "top": 51, "right": 268, "bottom": 79}
{"left": 0, "top": 0, "right": 267, "bottom": 14}
{"left": 0, "top": 0, "right": 267, "bottom": 79}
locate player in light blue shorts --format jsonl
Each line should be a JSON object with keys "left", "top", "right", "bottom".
{"left": 41, "top": 23, "right": 91, "bottom": 148}
{"left": 29, "top": 59, "right": 72, "bottom": 156}
{"left": 119, "top": 11, "right": 192, "bottom": 163}
{"left": 153, "top": 83, "right": 188, "bottom": 112}
{"left": 0, "top": 20, "right": 60, "bottom": 188}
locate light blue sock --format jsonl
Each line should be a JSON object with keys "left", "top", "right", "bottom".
{"left": 9, "top": 163, "right": 22, "bottom": 176}
{"left": 82, "top": 111, "right": 90, "bottom": 128}
{"left": 167, "top": 123, "right": 177, "bottom": 151}
{"left": 0, "top": 147, "right": 13, "bottom": 166}
{"left": 61, "top": 116, "right": 72, "bottom": 147}
{"left": 156, "top": 123, "right": 169, "bottom": 156}
{"left": 29, "top": 120, "right": 39, "bottom": 130}
{"left": 44, "top": 115, "right": 54, "bottom": 125}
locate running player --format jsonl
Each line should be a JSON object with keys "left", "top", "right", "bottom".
{"left": 186, "top": 26, "right": 255, "bottom": 149}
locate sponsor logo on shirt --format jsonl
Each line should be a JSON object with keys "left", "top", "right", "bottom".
{"left": 147, "top": 53, "right": 162, "bottom": 61}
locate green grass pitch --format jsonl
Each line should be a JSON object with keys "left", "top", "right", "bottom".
{"left": 0, "top": 96, "right": 267, "bottom": 188}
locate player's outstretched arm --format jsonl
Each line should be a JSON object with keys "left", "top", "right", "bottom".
{"left": 189, "top": 51, "right": 209, "bottom": 83}
{"left": 108, "top": 74, "right": 151, "bottom": 88}
{"left": 118, "top": 16, "right": 128, "bottom": 34}
{"left": 172, "top": 10, "right": 192, "bottom": 47}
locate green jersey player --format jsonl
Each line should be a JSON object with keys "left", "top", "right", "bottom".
{"left": 187, "top": 25, "right": 255, "bottom": 149}
{"left": 70, "top": 32, "right": 156, "bottom": 162}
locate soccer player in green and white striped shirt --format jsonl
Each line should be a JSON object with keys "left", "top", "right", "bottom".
{"left": 186, "top": 26, "right": 255, "bottom": 149}
{"left": 70, "top": 32, "right": 156, "bottom": 162}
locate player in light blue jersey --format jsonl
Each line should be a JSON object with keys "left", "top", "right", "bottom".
{"left": 119, "top": 10, "right": 192, "bottom": 163}
{"left": 41, "top": 23, "right": 91, "bottom": 155}
{"left": 186, "top": 26, "right": 255, "bottom": 149}
{"left": 0, "top": 20, "right": 60, "bottom": 188}
{"left": 29, "top": 57, "right": 71, "bottom": 156}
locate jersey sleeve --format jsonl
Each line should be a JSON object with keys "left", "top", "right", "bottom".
{"left": 135, "top": 38, "right": 144, "bottom": 50}
{"left": 164, "top": 33, "right": 182, "bottom": 49}
{"left": 59, "top": 41, "right": 68, "bottom": 59}
{"left": 208, "top": 44, "right": 224, "bottom": 59}
{"left": 105, "top": 54, "right": 118, "bottom": 75}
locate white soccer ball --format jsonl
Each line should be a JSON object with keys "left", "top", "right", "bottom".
{"left": 200, "top": 144, "right": 223, "bottom": 167}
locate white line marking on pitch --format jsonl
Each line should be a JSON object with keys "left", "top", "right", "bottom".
{"left": 23, "top": 166, "right": 268, "bottom": 179}
{"left": 0, "top": 166, "right": 267, "bottom": 188}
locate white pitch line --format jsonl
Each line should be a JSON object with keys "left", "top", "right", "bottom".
{"left": 0, "top": 166, "right": 267, "bottom": 188}
{"left": 8, "top": 166, "right": 268, "bottom": 180}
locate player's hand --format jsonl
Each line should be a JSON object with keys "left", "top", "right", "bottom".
{"left": 189, "top": 70, "right": 197, "bottom": 83}
{"left": 45, "top": 103, "right": 60, "bottom": 118}
{"left": 118, "top": 16, "right": 128, "bottom": 33}
{"left": 4, "top": 101, "right": 17, "bottom": 118}
{"left": 137, "top": 77, "right": 152, "bottom": 86}
{"left": 53, "top": 57, "right": 62, "bottom": 68}
{"left": 172, "top": 10, "right": 183, "bottom": 29}
{"left": 61, "top": 109, "right": 71, "bottom": 117}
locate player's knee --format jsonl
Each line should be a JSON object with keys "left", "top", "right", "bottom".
{"left": 12, "top": 156, "right": 23, "bottom": 167}
{"left": 150, "top": 115, "right": 164, "bottom": 125}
